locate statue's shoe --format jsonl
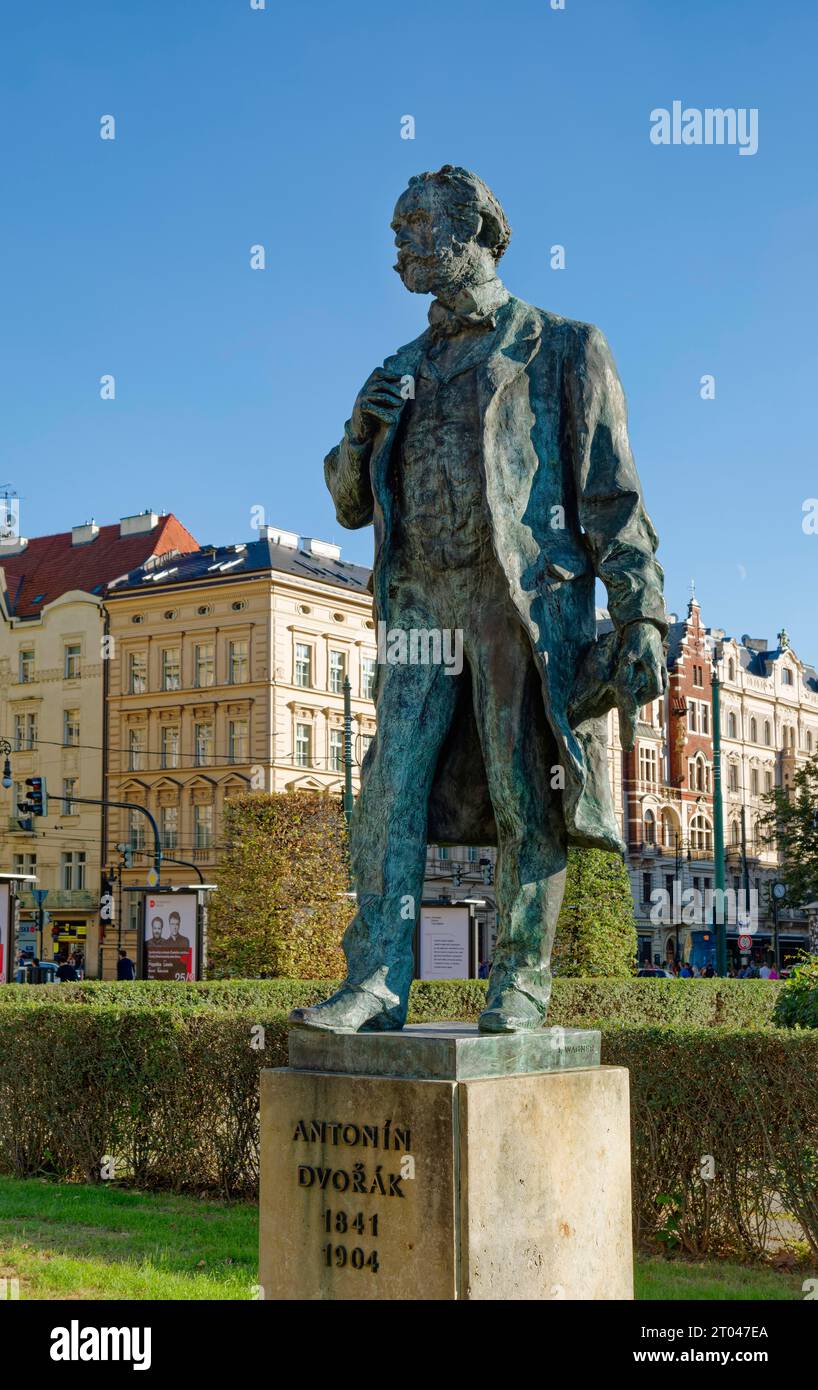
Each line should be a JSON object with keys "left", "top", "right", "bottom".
{"left": 478, "top": 984, "right": 548, "bottom": 1034}
{"left": 289, "top": 984, "right": 400, "bottom": 1034}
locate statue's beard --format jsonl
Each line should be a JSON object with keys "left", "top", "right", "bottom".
{"left": 395, "top": 240, "right": 487, "bottom": 299}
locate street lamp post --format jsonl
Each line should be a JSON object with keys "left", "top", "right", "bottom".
{"left": 711, "top": 661, "right": 728, "bottom": 976}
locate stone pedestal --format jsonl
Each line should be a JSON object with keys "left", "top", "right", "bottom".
{"left": 259, "top": 1024, "right": 633, "bottom": 1301}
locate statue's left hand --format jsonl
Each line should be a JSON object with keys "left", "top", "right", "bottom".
{"left": 613, "top": 623, "right": 666, "bottom": 751}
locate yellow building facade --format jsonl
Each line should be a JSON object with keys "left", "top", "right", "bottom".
{"left": 0, "top": 512, "right": 198, "bottom": 972}
{"left": 103, "top": 527, "right": 376, "bottom": 977}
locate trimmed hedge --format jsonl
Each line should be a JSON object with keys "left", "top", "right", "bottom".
{"left": 606, "top": 1025, "right": 818, "bottom": 1261}
{"left": 0, "top": 976, "right": 782, "bottom": 1029}
{"left": 0, "top": 990, "right": 815, "bottom": 1261}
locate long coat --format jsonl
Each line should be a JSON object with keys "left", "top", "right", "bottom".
{"left": 325, "top": 294, "right": 667, "bottom": 854}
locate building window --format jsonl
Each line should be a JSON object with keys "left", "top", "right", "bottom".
{"left": 295, "top": 643, "right": 312, "bottom": 688}
{"left": 228, "top": 640, "right": 249, "bottom": 685}
{"left": 194, "top": 722, "right": 213, "bottom": 767}
{"left": 13, "top": 852, "right": 36, "bottom": 876}
{"left": 63, "top": 709, "right": 80, "bottom": 746}
{"left": 194, "top": 643, "right": 215, "bottom": 688}
{"left": 329, "top": 650, "right": 345, "bottom": 694}
{"left": 782, "top": 667, "right": 793, "bottom": 686}
{"left": 643, "top": 810, "right": 656, "bottom": 846}
{"left": 763, "top": 721, "right": 771, "bottom": 746}
{"left": 61, "top": 850, "right": 85, "bottom": 890}
{"left": 693, "top": 664, "right": 703, "bottom": 687}
{"left": 194, "top": 803, "right": 213, "bottom": 850}
{"left": 764, "top": 769, "right": 772, "bottom": 793}
{"left": 359, "top": 733, "right": 373, "bottom": 764}
{"left": 641, "top": 872, "right": 653, "bottom": 903}
{"left": 160, "top": 805, "right": 178, "bottom": 850}
{"left": 129, "top": 652, "right": 147, "bottom": 694}
{"left": 807, "top": 731, "right": 814, "bottom": 754}
{"left": 660, "top": 811, "right": 676, "bottom": 848}
{"left": 639, "top": 746, "right": 658, "bottom": 786}
{"left": 687, "top": 703, "right": 698, "bottom": 733}
{"left": 161, "top": 648, "right": 181, "bottom": 691}
{"left": 439, "top": 845, "right": 449, "bottom": 861}
{"left": 18, "top": 649, "right": 34, "bottom": 683}
{"left": 129, "top": 810, "right": 146, "bottom": 851}
{"left": 61, "top": 778, "right": 77, "bottom": 815}
{"left": 329, "top": 727, "right": 344, "bottom": 772}
{"left": 730, "top": 820, "right": 741, "bottom": 847}
{"left": 128, "top": 727, "right": 146, "bottom": 771}
{"left": 749, "top": 716, "right": 758, "bottom": 743}
{"left": 689, "top": 755, "right": 710, "bottom": 793}
{"left": 295, "top": 722, "right": 312, "bottom": 767}
{"left": 727, "top": 712, "right": 737, "bottom": 738}
{"left": 700, "top": 703, "right": 710, "bottom": 735}
{"left": 161, "top": 725, "right": 179, "bottom": 769}
{"left": 728, "top": 659, "right": 735, "bottom": 682}
{"left": 750, "top": 768, "right": 759, "bottom": 797}
{"left": 361, "top": 657, "right": 376, "bottom": 700}
{"left": 689, "top": 814, "right": 713, "bottom": 852}
{"left": 228, "top": 719, "right": 249, "bottom": 763}
{"left": 728, "top": 762, "right": 739, "bottom": 793}
{"left": 13, "top": 712, "right": 37, "bottom": 750}
{"left": 64, "top": 643, "right": 81, "bottom": 679}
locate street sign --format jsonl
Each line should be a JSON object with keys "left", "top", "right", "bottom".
{"left": 738, "top": 934, "right": 752, "bottom": 950}
{"left": 32, "top": 889, "right": 48, "bottom": 905}
{"left": 147, "top": 868, "right": 160, "bottom": 888}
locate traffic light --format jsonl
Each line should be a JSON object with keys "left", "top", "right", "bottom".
{"left": 480, "top": 858, "right": 494, "bottom": 886}
{"left": 25, "top": 776, "right": 48, "bottom": 816}
{"left": 452, "top": 863, "right": 462, "bottom": 888}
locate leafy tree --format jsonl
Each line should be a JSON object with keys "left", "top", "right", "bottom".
{"left": 758, "top": 754, "right": 818, "bottom": 908}
{"left": 207, "top": 791, "right": 352, "bottom": 979}
{"left": 552, "top": 847, "right": 637, "bottom": 977}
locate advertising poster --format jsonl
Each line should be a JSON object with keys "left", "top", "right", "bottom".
{"left": 418, "top": 905, "right": 471, "bottom": 980}
{"left": 0, "top": 883, "right": 9, "bottom": 985}
{"left": 143, "top": 893, "right": 198, "bottom": 982}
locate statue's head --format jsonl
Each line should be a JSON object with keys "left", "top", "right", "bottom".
{"left": 391, "top": 165, "right": 511, "bottom": 298}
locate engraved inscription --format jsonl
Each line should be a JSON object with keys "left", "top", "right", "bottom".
{"left": 292, "top": 1116, "right": 413, "bottom": 1277}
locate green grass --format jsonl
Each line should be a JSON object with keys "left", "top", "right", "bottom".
{"left": 635, "top": 1256, "right": 808, "bottom": 1301}
{"left": 0, "top": 1177, "right": 810, "bottom": 1301}
{"left": 0, "top": 1178, "right": 258, "bottom": 1300}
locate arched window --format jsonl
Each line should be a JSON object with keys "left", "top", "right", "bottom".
{"left": 643, "top": 809, "right": 656, "bottom": 845}
{"left": 763, "top": 721, "right": 771, "bottom": 746}
{"left": 728, "top": 658, "right": 735, "bottom": 682}
{"left": 660, "top": 809, "right": 677, "bottom": 848}
{"left": 727, "top": 712, "right": 737, "bottom": 738}
{"left": 731, "top": 820, "right": 741, "bottom": 847}
{"left": 750, "top": 717, "right": 758, "bottom": 743}
{"left": 807, "top": 731, "right": 814, "bottom": 754}
{"left": 689, "top": 814, "right": 713, "bottom": 852}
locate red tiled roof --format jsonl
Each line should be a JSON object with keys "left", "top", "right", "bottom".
{"left": 0, "top": 515, "right": 199, "bottom": 618}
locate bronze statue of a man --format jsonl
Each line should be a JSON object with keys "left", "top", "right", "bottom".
{"left": 291, "top": 165, "right": 667, "bottom": 1035}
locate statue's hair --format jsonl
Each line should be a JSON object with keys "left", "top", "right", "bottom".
{"left": 407, "top": 165, "right": 511, "bottom": 262}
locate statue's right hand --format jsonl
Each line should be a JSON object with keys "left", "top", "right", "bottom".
{"left": 350, "top": 369, "right": 407, "bottom": 441}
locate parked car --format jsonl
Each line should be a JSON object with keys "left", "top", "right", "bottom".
{"left": 636, "top": 967, "right": 673, "bottom": 978}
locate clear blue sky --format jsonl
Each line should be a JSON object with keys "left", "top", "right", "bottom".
{"left": 3, "top": 0, "right": 816, "bottom": 655}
